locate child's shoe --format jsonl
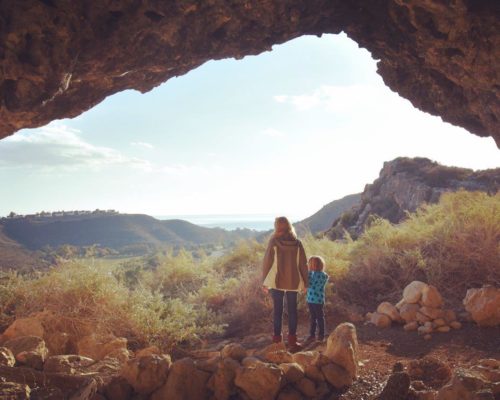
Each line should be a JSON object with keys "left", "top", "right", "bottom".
{"left": 317, "top": 335, "right": 325, "bottom": 343}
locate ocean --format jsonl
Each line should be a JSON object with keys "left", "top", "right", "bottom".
{"left": 155, "top": 214, "right": 302, "bottom": 231}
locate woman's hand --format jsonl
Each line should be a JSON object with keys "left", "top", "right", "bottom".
{"left": 262, "top": 286, "right": 269, "bottom": 295}
{"left": 302, "top": 287, "right": 308, "bottom": 294}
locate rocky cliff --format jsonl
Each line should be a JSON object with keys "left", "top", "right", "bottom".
{"left": 326, "top": 157, "right": 500, "bottom": 240}
{"left": 0, "top": 1, "right": 499, "bottom": 144}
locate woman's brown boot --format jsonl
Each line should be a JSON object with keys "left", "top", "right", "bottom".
{"left": 287, "top": 334, "right": 303, "bottom": 352}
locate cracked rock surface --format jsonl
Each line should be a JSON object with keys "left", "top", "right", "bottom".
{"left": 0, "top": 0, "right": 498, "bottom": 144}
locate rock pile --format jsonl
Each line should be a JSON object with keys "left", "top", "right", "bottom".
{"left": 367, "top": 281, "right": 462, "bottom": 339}
{"left": 0, "top": 320, "right": 360, "bottom": 399}
{"left": 377, "top": 357, "right": 500, "bottom": 400}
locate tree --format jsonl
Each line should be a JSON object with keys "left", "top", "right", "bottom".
{"left": 8, "top": 211, "right": 16, "bottom": 218}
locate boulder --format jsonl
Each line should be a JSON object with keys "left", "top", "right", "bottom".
{"left": 277, "top": 386, "right": 303, "bottom": 400}
{"left": 419, "top": 307, "right": 444, "bottom": 320}
{"left": 77, "top": 335, "right": 129, "bottom": 361}
{"left": 463, "top": 286, "right": 500, "bottom": 327}
{"left": 400, "top": 303, "right": 421, "bottom": 323}
{"left": 321, "top": 363, "right": 353, "bottom": 388}
{"left": 0, "top": 347, "right": 15, "bottom": 367}
{"left": 4, "top": 336, "right": 48, "bottom": 370}
{"left": 436, "top": 369, "right": 488, "bottom": 400}
{"left": 377, "top": 371, "right": 410, "bottom": 400}
{"left": 234, "top": 362, "right": 284, "bottom": 400}
{"left": 324, "top": 322, "right": 359, "bottom": 379}
{"left": 421, "top": 286, "right": 443, "bottom": 308}
{"left": 241, "top": 356, "right": 262, "bottom": 367}
{"left": 44, "top": 355, "right": 95, "bottom": 374}
{"left": 280, "top": 362, "right": 304, "bottom": 383}
{"left": 259, "top": 342, "right": 293, "bottom": 364}
{"left": 0, "top": 316, "right": 44, "bottom": 343}
{"left": 377, "top": 302, "right": 400, "bottom": 321}
{"left": 207, "top": 357, "right": 239, "bottom": 400}
{"left": 395, "top": 299, "right": 406, "bottom": 309}
{"left": 120, "top": 354, "right": 172, "bottom": 395}
{"left": 220, "top": 343, "right": 247, "bottom": 361}
{"left": 0, "top": 382, "right": 31, "bottom": 399}
{"left": 0, "top": 364, "right": 98, "bottom": 399}
{"left": 304, "top": 364, "right": 325, "bottom": 382}
{"left": 103, "top": 376, "right": 133, "bottom": 400}
{"left": 135, "top": 346, "right": 161, "bottom": 358}
{"left": 151, "top": 357, "right": 210, "bottom": 400}
{"left": 294, "top": 377, "right": 316, "bottom": 397}
{"left": 403, "top": 281, "right": 428, "bottom": 304}
{"left": 370, "top": 312, "right": 392, "bottom": 328}
{"left": 45, "top": 331, "right": 70, "bottom": 355}
{"left": 292, "top": 351, "right": 318, "bottom": 368}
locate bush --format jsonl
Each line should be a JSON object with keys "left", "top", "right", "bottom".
{"left": 335, "top": 191, "right": 500, "bottom": 307}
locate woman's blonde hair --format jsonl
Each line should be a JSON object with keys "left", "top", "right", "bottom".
{"left": 308, "top": 256, "right": 325, "bottom": 271}
{"left": 273, "top": 216, "right": 297, "bottom": 239}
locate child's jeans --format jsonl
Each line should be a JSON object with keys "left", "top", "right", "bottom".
{"left": 270, "top": 289, "right": 298, "bottom": 336}
{"left": 308, "top": 302, "right": 325, "bottom": 338}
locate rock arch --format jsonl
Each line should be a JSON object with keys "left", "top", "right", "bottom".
{"left": 0, "top": 1, "right": 498, "bottom": 145}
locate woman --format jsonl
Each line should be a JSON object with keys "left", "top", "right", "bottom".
{"left": 262, "top": 216, "right": 308, "bottom": 350}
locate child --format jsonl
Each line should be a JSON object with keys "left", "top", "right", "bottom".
{"left": 305, "top": 256, "right": 329, "bottom": 342}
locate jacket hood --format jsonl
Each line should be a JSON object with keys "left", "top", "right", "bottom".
{"left": 274, "top": 236, "right": 301, "bottom": 248}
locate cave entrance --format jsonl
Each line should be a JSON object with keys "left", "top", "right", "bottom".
{"left": 0, "top": 33, "right": 498, "bottom": 219}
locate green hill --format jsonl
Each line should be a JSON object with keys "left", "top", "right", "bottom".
{"left": 0, "top": 214, "right": 257, "bottom": 251}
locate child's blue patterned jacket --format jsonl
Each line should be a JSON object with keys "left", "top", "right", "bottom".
{"left": 306, "top": 271, "right": 329, "bottom": 304}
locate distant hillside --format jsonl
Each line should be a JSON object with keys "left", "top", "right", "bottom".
{"left": 326, "top": 157, "right": 500, "bottom": 240}
{"left": 0, "top": 214, "right": 258, "bottom": 251}
{"left": 0, "top": 226, "right": 45, "bottom": 270}
{"left": 295, "top": 193, "right": 361, "bottom": 235}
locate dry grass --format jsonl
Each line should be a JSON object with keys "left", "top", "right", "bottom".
{"left": 1, "top": 191, "right": 497, "bottom": 346}
{"left": 336, "top": 191, "right": 500, "bottom": 307}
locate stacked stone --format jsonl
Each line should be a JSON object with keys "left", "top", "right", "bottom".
{"left": 367, "top": 281, "right": 461, "bottom": 339}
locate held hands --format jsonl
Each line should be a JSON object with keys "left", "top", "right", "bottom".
{"left": 262, "top": 286, "right": 269, "bottom": 294}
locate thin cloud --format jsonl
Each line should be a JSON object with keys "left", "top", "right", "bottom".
{"left": 0, "top": 123, "right": 150, "bottom": 171}
{"left": 130, "top": 141, "right": 154, "bottom": 149}
{"left": 262, "top": 128, "right": 286, "bottom": 138}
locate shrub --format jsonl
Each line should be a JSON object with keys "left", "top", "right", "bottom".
{"left": 335, "top": 191, "right": 500, "bottom": 307}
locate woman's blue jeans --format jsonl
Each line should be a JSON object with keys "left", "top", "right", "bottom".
{"left": 270, "top": 289, "right": 298, "bottom": 336}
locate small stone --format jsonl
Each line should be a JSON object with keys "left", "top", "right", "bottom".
{"left": 377, "top": 302, "right": 400, "bottom": 321}
{"left": 404, "top": 321, "right": 419, "bottom": 331}
{"left": 424, "top": 334, "right": 432, "bottom": 341}
{"left": 436, "top": 326, "right": 450, "bottom": 333}
{"left": 449, "top": 321, "right": 462, "bottom": 330}
{"left": 378, "top": 371, "right": 410, "bottom": 400}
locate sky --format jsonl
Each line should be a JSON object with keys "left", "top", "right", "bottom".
{"left": 0, "top": 33, "right": 498, "bottom": 219}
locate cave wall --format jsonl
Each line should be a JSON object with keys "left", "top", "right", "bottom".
{"left": 0, "top": 0, "right": 499, "bottom": 145}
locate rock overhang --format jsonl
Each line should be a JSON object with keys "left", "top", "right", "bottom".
{"left": 0, "top": 0, "right": 498, "bottom": 145}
